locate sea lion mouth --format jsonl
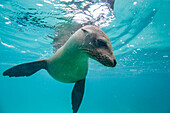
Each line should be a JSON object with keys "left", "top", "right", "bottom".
{"left": 80, "top": 48, "right": 116, "bottom": 67}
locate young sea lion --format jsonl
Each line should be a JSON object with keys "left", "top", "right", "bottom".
{"left": 3, "top": 25, "right": 117, "bottom": 113}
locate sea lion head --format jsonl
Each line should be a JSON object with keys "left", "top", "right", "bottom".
{"left": 79, "top": 25, "right": 117, "bottom": 67}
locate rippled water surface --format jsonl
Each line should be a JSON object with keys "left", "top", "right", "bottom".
{"left": 0, "top": 0, "right": 170, "bottom": 113}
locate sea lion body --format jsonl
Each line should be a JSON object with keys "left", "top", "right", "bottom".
{"left": 47, "top": 25, "right": 116, "bottom": 83}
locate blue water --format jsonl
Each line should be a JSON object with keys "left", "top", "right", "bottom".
{"left": 0, "top": 0, "right": 170, "bottom": 113}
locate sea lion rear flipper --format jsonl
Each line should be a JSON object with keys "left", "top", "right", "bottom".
{"left": 71, "top": 79, "right": 85, "bottom": 113}
{"left": 3, "top": 60, "right": 47, "bottom": 77}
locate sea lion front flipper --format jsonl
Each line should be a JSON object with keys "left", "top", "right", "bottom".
{"left": 71, "top": 78, "right": 85, "bottom": 113}
{"left": 3, "top": 60, "right": 47, "bottom": 77}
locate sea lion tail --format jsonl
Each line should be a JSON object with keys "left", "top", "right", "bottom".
{"left": 3, "top": 60, "right": 47, "bottom": 77}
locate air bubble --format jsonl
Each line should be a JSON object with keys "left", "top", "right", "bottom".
{"left": 36, "top": 3, "right": 43, "bottom": 6}
{"left": 5, "top": 21, "right": 11, "bottom": 24}
{"left": 163, "top": 56, "right": 168, "bottom": 58}
{"left": 133, "top": 2, "right": 137, "bottom": 5}
{"left": 0, "top": 4, "right": 3, "bottom": 7}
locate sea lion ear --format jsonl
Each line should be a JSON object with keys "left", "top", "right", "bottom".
{"left": 81, "top": 28, "right": 89, "bottom": 35}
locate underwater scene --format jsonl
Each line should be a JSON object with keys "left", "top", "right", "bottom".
{"left": 0, "top": 0, "right": 170, "bottom": 113}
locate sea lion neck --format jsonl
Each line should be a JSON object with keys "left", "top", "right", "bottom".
{"left": 48, "top": 38, "right": 88, "bottom": 64}
{"left": 59, "top": 32, "right": 88, "bottom": 59}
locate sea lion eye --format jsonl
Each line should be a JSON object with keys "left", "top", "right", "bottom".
{"left": 97, "top": 39, "right": 107, "bottom": 48}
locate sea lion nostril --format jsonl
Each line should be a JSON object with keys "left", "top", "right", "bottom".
{"left": 113, "top": 60, "right": 117, "bottom": 67}
{"left": 114, "top": 60, "right": 117, "bottom": 65}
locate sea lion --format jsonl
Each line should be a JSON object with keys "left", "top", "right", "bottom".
{"left": 3, "top": 25, "right": 117, "bottom": 113}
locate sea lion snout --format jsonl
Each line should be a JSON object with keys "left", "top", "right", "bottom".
{"left": 95, "top": 52, "right": 117, "bottom": 67}
{"left": 109, "top": 52, "right": 117, "bottom": 67}
{"left": 109, "top": 58, "right": 117, "bottom": 67}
